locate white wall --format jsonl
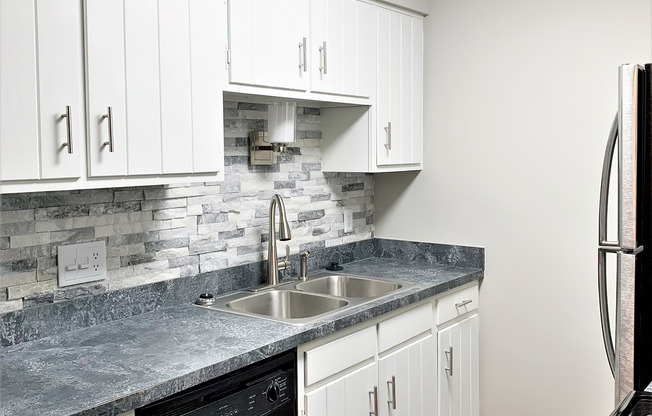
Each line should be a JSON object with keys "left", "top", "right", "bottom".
{"left": 374, "top": 0, "right": 652, "bottom": 414}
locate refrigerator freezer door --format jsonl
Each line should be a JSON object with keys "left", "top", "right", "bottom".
{"left": 619, "top": 64, "right": 641, "bottom": 250}
{"left": 616, "top": 251, "right": 637, "bottom": 404}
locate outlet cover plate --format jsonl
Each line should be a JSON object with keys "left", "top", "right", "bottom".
{"left": 57, "top": 241, "right": 107, "bottom": 288}
{"left": 343, "top": 208, "right": 353, "bottom": 233}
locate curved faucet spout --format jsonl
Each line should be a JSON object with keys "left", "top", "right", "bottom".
{"left": 268, "top": 194, "right": 292, "bottom": 286}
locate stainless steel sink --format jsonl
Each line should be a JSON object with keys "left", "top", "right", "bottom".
{"left": 295, "top": 274, "right": 402, "bottom": 298}
{"left": 227, "top": 290, "right": 348, "bottom": 320}
{"left": 196, "top": 272, "right": 415, "bottom": 325}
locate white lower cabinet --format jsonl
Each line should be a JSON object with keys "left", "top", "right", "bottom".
{"left": 298, "top": 302, "right": 435, "bottom": 416}
{"left": 437, "top": 285, "right": 480, "bottom": 416}
{"left": 299, "top": 282, "right": 480, "bottom": 416}
{"left": 378, "top": 334, "right": 436, "bottom": 416}
{"left": 305, "top": 362, "right": 378, "bottom": 416}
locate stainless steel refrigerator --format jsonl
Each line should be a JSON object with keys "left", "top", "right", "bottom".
{"left": 599, "top": 63, "right": 652, "bottom": 405}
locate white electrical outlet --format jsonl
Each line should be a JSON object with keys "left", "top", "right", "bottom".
{"left": 57, "top": 241, "right": 107, "bottom": 287}
{"left": 343, "top": 208, "right": 354, "bottom": 233}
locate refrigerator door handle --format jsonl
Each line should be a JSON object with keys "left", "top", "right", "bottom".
{"left": 599, "top": 113, "right": 620, "bottom": 248}
{"left": 599, "top": 247, "right": 617, "bottom": 376}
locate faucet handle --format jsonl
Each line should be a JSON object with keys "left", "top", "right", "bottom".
{"left": 277, "top": 245, "right": 291, "bottom": 271}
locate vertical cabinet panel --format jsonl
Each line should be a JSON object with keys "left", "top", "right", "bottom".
{"left": 438, "top": 314, "right": 480, "bottom": 416}
{"left": 305, "top": 362, "right": 377, "bottom": 416}
{"left": 124, "top": 0, "right": 162, "bottom": 175}
{"left": 376, "top": 8, "right": 391, "bottom": 165}
{"left": 309, "top": 0, "right": 373, "bottom": 98}
{"left": 189, "top": 0, "right": 225, "bottom": 173}
{"left": 354, "top": 1, "right": 376, "bottom": 98}
{"left": 85, "top": 0, "right": 128, "bottom": 177}
{"left": 227, "top": 0, "right": 254, "bottom": 86}
{"left": 378, "top": 335, "right": 436, "bottom": 416}
{"left": 0, "top": 0, "right": 40, "bottom": 180}
{"left": 159, "top": 0, "right": 194, "bottom": 174}
{"left": 36, "top": 0, "right": 84, "bottom": 179}
{"left": 1, "top": 0, "right": 84, "bottom": 181}
{"left": 309, "top": 0, "right": 328, "bottom": 93}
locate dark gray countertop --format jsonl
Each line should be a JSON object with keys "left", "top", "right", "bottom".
{"left": 0, "top": 257, "right": 483, "bottom": 416}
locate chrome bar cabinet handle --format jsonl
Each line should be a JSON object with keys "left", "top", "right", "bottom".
{"left": 299, "top": 37, "right": 307, "bottom": 72}
{"left": 60, "top": 105, "right": 73, "bottom": 154}
{"left": 384, "top": 122, "right": 392, "bottom": 150}
{"left": 445, "top": 347, "right": 454, "bottom": 376}
{"left": 101, "top": 106, "right": 115, "bottom": 152}
{"left": 319, "top": 41, "right": 327, "bottom": 74}
{"left": 369, "top": 386, "right": 378, "bottom": 416}
{"left": 455, "top": 299, "right": 473, "bottom": 308}
{"left": 387, "top": 375, "right": 397, "bottom": 410}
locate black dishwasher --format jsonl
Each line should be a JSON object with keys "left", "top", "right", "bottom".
{"left": 135, "top": 350, "right": 296, "bottom": 416}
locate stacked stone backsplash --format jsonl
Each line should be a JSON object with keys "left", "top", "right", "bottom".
{"left": 0, "top": 101, "right": 374, "bottom": 314}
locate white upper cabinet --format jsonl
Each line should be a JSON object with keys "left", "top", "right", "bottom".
{"left": 228, "top": 0, "right": 310, "bottom": 91}
{"left": 309, "top": 0, "right": 376, "bottom": 98}
{"left": 2, "top": 0, "right": 225, "bottom": 193}
{"left": 0, "top": 0, "right": 84, "bottom": 182}
{"left": 376, "top": 7, "right": 423, "bottom": 167}
{"left": 85, "top": 0, "right": 224, "bottom": 177}
{"left": 320, "top": 4, "right": 424, "bottom": 173}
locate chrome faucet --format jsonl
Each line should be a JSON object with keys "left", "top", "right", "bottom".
{"left": 267, "top": 194, "right": 291, "bottom": 286}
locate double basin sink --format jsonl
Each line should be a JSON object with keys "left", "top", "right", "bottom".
{"left": 197, "top": 271, "right": 415, "bottom": 325}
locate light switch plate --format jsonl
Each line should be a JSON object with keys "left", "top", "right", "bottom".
{"left": 57, "top": 241, "right": 107, "bottom": 287}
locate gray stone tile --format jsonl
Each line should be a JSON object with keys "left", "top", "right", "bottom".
{"left": 300, "top": 240, "right": 326, "bottom": 252}
{"left": 35, "top": 205, "right": 91, "bottom": 220}
{"left": 144, "top": 238, "right": 189, "bottom": 253}
{"left": 310, "top": 193, "right": 331, "bottom": 202}
{"left": 0, "top": 258, "right": 37, "bottom": 274}
{"left": 342, "top": 183, "right": 364, "bottom": 192}
{"left": 90, "top": 201, "right": 141, "bottom": 216}
{"left": 302, "top": 163, "right": 322, "bottom": 171}
{"left": 298, "top": 209, "right": 325, "bottom": 221}
{"left": 121, "top": 253, "right": 156, "bottom": 267}
{"left": 1, "top": 195, "right": 28, "bottom": 210}
{"left": 109, "top": 233, "right": 149, "bottom": 246}
{"left": 198, "top": 213, "right": 228, "bottom": 224}
{"left": 218, "top": 229, "right": 245, "bottom": 239}
{"left": 50, "top": 227, "right": 95, "bottom": 244}
{"left": 237, "top": 102, "right": 266, "bottom": 111}
{"left": 0, "top": 237, "right": 11, "bottom": 250}
{"left": 274, "top": 181, "right": 296, "bottom": 189}
{"left": 0, "top": 221, "right": 36, "bottom": 237}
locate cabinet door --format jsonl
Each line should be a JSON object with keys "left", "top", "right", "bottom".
{"left": 1, "top": 0, "right": 83, "bottom": 181}
{"left": 438, "top": 314, "right": 479, "bottom": 416}
{"left": 378, "top": 334, "right": 436, "bottom": 416}
{"left": 85, "top": 0, "right": 128, "bottom": 177}
{"left": 305, "top": 362, "right": 377, "bottom": 416}
{"left": 309, "top": 0, "right": 375, "bottom": 98}
{"left": 86, "top": 0, "right": 224, "bottom": 177}
{"left": 229, "top": 0, "right": 309, "bottom": 91}
{"left": 376, "top": 9, "right": 423, "bottom": 167}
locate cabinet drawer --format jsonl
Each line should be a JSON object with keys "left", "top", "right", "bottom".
{"left": 377, "top": 302, "right": 432, "bottom": 353}
{"left": 304, "top": 325, "right": 376, "bottom": 386}
{"left": 436, "top": 284, "right": 478, "bottom": 324}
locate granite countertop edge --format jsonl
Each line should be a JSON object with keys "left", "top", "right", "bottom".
{"left": 0, "top": 258, "right": 483, "bottom": 416}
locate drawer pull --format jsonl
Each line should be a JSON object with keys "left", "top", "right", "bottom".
{"left": 387, "top": 375, "right": 397, "bottom": 409}
{"left": 445, "top": 347, "right": 454, "bottom": 376}
{"left": 455, "top": 299, "right": 473, "bottom": 308}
